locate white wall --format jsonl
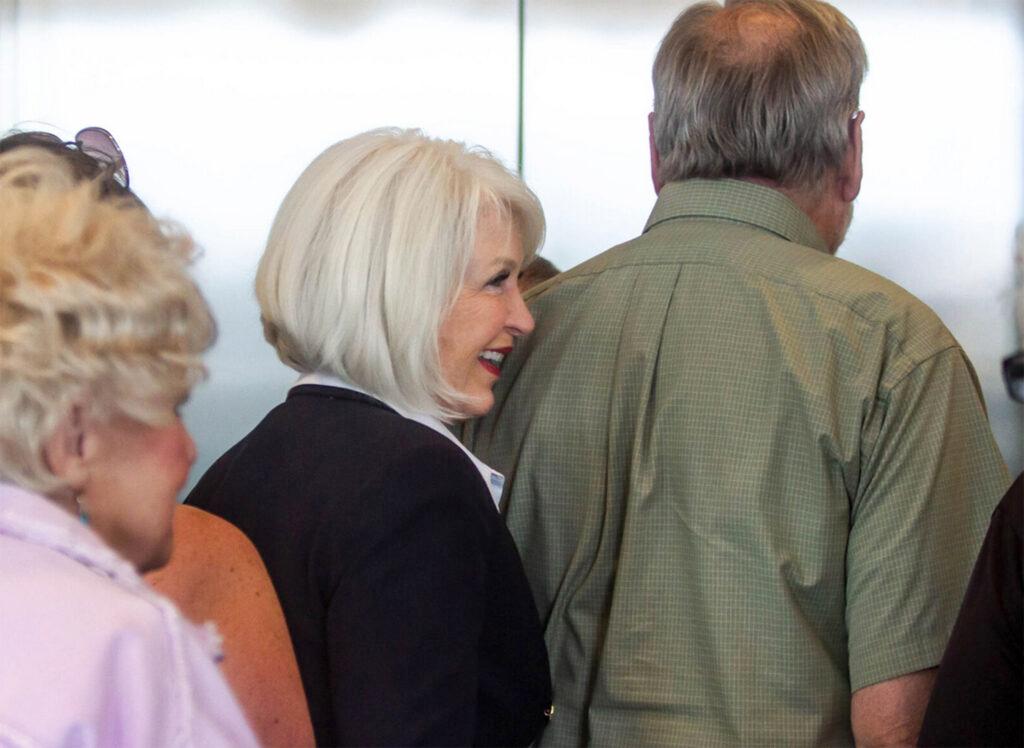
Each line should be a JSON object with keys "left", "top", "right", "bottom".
{"left": 521, "top": 0, "right": 1024, "bottom": 472}
{"left": 1, "top": 0, "right": 521, "bottom": 488}
{"left": 3, "top": 0, "right": 1021, "bottom": 483}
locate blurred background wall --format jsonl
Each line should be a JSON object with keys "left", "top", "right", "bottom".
{"left": 1, "top": 0, "right": 1021, "bottom": 486}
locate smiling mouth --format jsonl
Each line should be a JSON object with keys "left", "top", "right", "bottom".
{"left": 478, "top": 347, "right": 512, "bottom": 376}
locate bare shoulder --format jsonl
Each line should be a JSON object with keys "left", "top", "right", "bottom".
{"left": 147, "top": 505, "right": 271, "bottom": 610}
{"left": 146, "top": 504, "right": 315, "bottom": 746}
{"left": 172, "top": 504, "right": 259, "bottom": 563}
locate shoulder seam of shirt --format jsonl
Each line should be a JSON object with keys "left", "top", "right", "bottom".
{"left": 877, "top": 343, "right": 965, "bottom": 399}
{"left": 540, "top": 256, "right": 946, "bottom": 358}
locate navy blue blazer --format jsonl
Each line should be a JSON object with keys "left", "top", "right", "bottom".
{"left": 187, "top": 385, "right": 551, "bottom": 747}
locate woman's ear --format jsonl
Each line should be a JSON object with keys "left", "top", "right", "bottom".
{"left": 43, "top": 404, "right": 90, "bottom": 490}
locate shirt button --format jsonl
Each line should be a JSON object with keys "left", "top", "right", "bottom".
{"left": 544, "top": 704, "right": 556, "bottom": 719}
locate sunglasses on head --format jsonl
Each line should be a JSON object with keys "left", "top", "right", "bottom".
{"left": 1003, "top": 350, "right": 1024, "bottom": 403}
{"left": 5, "top": 126, "right": 129, "bottom": 189}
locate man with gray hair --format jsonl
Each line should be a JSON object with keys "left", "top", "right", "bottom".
{"left": 464, "top": 0, "right": 1010, "bottom": 744}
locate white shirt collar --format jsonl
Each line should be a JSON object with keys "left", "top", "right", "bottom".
{"left": 293, "top": 372, "right": 505, "bottom": 510}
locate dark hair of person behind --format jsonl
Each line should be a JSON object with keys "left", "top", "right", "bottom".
{"left": 519, "top": 256, "right": 560, "bottom": 292}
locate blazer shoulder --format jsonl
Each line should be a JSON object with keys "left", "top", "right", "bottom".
{"left": 374, "top": 423, "right": 492, "bottom": 511}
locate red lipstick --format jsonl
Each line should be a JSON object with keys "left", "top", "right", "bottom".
{"left": 478, "top": 346, "right": 513, "bottom": 377}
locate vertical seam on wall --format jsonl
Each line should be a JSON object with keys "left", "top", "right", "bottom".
{"left": 516, "top": 0, "right": 525, "bottom": 176}
{"left": 0, "top": 0, "right": 19, "bottom": 128}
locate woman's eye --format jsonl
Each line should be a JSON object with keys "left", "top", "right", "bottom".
{"left": 487, "top": 271, "right": 511, "bottom": 288}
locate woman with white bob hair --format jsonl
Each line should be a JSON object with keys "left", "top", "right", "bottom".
{"left": 188, "top": 128, "right": 553, "bottom": 746}
{"left": 0, "top": 137, "right": 258, "bottom": 745}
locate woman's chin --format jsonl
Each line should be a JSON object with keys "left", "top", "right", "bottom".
{"left": 134, "top": 535, "right": 174, "bottom": 575}
{"left": 448, "top": 392, "right": 495, "bottom": 420}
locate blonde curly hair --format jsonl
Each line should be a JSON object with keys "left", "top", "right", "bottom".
{"left": 0, "top": 146, "right": 215, "bottom": 494}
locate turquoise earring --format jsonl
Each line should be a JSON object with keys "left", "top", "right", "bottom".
{"left": 76, "top": 496, "right": 90, "bottom": 526}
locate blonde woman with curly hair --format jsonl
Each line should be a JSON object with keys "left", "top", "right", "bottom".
{"left": 0, "top": 134, "right": 259, "bottom": 745}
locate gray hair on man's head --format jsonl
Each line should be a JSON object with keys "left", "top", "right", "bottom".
{"left": 652, "top": 0, "right": 868, "bottom": 191}
{"left": 256, "top": 127, "right": 544, "bottom": 421}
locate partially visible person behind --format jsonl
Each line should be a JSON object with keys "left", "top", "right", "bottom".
{"left": 918, "top": 287, "right": 1024, "bottom": 747}
{"left": 188, "top": 128, "right": 552, "bottom": 746}
{"left": 0, "top": 133, "right": 258, "bottom": 745}
{"left": 146, "top": 504, "right": 315, "bottom": 746}
{"left": 464, "top": 1, "right": 1010, "bottom": 745}
{"left": 519, "top": 255, "right": 560, "bottom": 293}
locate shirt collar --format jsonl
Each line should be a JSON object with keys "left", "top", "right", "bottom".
{"left": 293, "top": 373, "right": 506, "bottom": 510}
{"left": 0, "top": 481, "right": 227, "bottom": 660}
{"left": 0, "top": 480, "right": 143, "bottom": 589}
{"left": 644, "top": 178, "right": 830, "bottom": 254}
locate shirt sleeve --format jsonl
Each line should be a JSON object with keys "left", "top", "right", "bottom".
{"left": 324, "top": 443, "right": 489, "bottom": 746}
{"left": 846, "top": 346, "right": 1011, "bottom": 690}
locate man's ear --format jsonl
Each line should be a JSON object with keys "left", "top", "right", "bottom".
{"left": 43, "top": 404, "right": 90, "bottom": 490}
{"left": 840, "top": 110, "right": 864, "bottom": 203}
{"left": 649, "top": 111, "right": 664, "bottom": 195}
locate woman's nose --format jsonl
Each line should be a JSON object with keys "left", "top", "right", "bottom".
{"left": 508, "top": 288, "right": 535, "bottom": 336}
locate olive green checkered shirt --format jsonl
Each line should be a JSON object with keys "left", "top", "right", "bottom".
{"left": 464, "top": 179, "right": 1010, "bottom": 746}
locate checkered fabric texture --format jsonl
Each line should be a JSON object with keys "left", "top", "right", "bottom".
{"left": 464, "top": 179, "right": 1010, "bottom": 747}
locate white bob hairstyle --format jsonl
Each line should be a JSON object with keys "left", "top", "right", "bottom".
{"left": 256, "top": 127, "right": 545, "bottom": 420}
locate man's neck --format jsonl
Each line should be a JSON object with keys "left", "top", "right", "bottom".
{"left": 740, "top": 177, "right": 847, "bottom": 254}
